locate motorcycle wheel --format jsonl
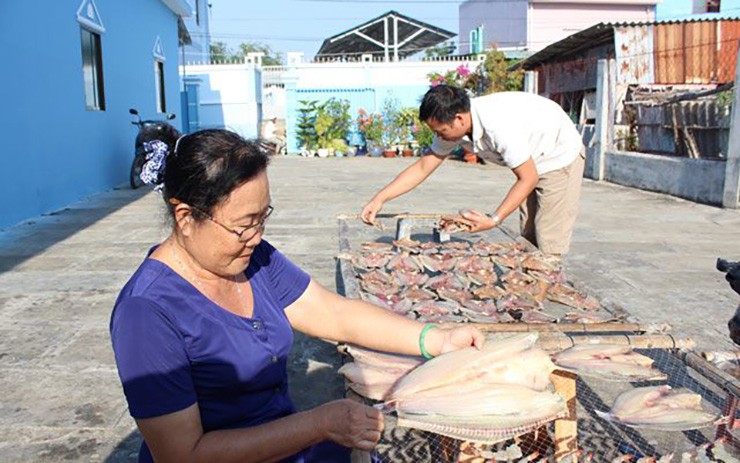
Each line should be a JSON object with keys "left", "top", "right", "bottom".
{"left": 129, "top": 153, "right": 146, "bottom": 189}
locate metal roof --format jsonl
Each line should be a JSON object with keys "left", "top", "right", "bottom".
{"left": 314, "top": 10, "right": 456, "bottom": 61}
{"left": 512, "top": 14, "right": 740, "bottom": 70}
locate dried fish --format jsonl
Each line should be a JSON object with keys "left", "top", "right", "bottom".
{"left": 471, "top": 239, "right": 506, "bottom": 256}
{"left": 411, "top": 300, "right": 461, "bottom": 318}
{"left": 552, "top": 344, "right": 666, "bottom": 382}
{"left": 386, "top": 254, "right": 422, "bottom": 272}
{"left": 559, "top": 311, "right": 621, "bottom": 324}
{"left": 438, "top": 215, "right": 471, "bottom": 234}
{"left": 392, "top": 237, "right": 421, "bottom": 253}
{"left": 391, "top": 269, "right": 429, "bottom": 287}
{"left": 516, "top": 309, "right": 558, "bottom": 323}
{"left": 547, "top": 283, "right": 601, "bottom": 311}
{"left": 436, "top": 286, "right": 472, "bottom": 305}
{"left": 472, "top": 284, "right": 506, "bottom": 300}
{"left": 491, "top": 253, "right": 521, "bottom": 269}
{"left": 529, "top": 269, "right": 567, "bottom": 285}
{"left": 343, "top": 344, "right": 423, "bottom": 369}
{"left": 438, "top": 240, "right": 471, "bottom": 251}
{"left": 414, "top": 252, "right": 459, "bottom": 272}
{"left": 496, "top": 293, "right": 542, "bottom": 312}
{"left": 394, "top": 382, "right": 566, "bottom": 443}
{"left": 398, "top": 286, "right": 435, "bottom": 303}
{"left": 389, "top": 333, "right": 552, "bottom": 399}
{"left": 352, "top": 252, "right": 391, "bottom": 269}
{"left": 521, "top": 254, "right": 561, "bottom": 272}
{"left": 359, "top": 269, "right": 401, "bottom": 295}
{"left": 597, "top": 385, "right": 719, "bottom": 431}
{"left": 424, "top": 273, "right": 467, "bottom": 291}
{"left": 359, "top": 241, "right": 394, "bottom": 253}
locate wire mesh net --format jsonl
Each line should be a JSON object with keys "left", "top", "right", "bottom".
{"left": 362, "top": 347, "right": 739, "bottom": 462}
{"left": 337, "top": 216, "right": 740, "bottom": 462}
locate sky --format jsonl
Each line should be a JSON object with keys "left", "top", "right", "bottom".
{"left": 206, "top": 0, "right": 462, "bottom": 61}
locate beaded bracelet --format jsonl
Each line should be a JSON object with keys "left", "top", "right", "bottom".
{"left": 419, "top": 323, "right": 438, "bottom": 359}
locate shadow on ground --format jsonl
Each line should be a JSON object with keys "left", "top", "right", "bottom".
{"left": 0, "top": 186, "right": 151, "bottom": 273}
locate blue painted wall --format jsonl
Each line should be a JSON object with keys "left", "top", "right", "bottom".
{"left": 0, "top": 0, "right": 183, "bottom": 228}
{"left": 656, "top": 0, "right": 693, "bottom": 19}
{"left": 657, "top": 0, "right": 740, "bottom": 18}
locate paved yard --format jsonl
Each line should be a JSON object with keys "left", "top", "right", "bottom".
{"left": 0, "top": 156, "right": 738, "bottom": 461}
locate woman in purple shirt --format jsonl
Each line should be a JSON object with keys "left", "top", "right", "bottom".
{"left": 110, "top": 129, "right": 484, "bottom": 463}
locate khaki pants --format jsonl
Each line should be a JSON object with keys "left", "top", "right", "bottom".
{"left": 519, "top": 150, "right": 585, "bottom": 256}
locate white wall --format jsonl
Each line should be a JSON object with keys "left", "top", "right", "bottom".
{"left": 287, "top": 58, "right": 485, "bottom": 90}
{"left": 183, "top": 63, "right": 261, "bottom": 138}
{"left": 530, "top": 3, "right": 655, "bottom": 51}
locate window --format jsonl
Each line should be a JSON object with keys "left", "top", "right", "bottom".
{"left": 707, "top": 0, "right": 720, "bottom": 12}
{"left": 196, "top": 0, "right": 200, "bottom": 25}
{"left": 155, "top": 60, "right": 166, "bottom": 113}
{"left": 80, "top": 28, "right": 105, "bottom": 111}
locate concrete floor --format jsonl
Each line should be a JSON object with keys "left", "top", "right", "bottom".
{"left": 0, "top": 156, "right": 738, "bottom": 461}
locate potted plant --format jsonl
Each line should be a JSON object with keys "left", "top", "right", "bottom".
{"left": 322, "top": 98, "right": 352, "bottom": 150}
{"left": 397, "top": 107, "right": 418, "bottom": 157}
{"left": 314, "top": 109, "right": 334, "bottom": 157}
{"left": 412, "top": 121, "right": 434, "bottom": 155}
{"left": 357, "top": 108, "right": 384, "bottom": 157}
{"left": 296, "top": 100, "right": 319, "bottom": 156}
{"left": 328, "top": 138, "right": 349, "bottom": 157}
{"left": 380, "top": 95, "right": 402, "bottom": 157}
{"left": 314, "top": 98, "right": 351, "bottom": 157}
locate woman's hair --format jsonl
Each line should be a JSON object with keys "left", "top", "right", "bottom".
{"left": 163, "top": 129, "right": 270, "bottom": 221}
{"left": 419, "top": 84, "right": 471, "bottom": 123}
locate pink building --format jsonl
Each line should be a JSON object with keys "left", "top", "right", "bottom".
{"left": 459, "top": 0, "right": 658, "bottom": 54}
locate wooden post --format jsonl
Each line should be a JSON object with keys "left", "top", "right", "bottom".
{"left": 551, "top": 370, "right": 578, "bottom": 462}
{"left": 524, "top": 71, "right": 537, "bottom": 94}
{"left": 722, "top": 40, "right": 740, "bottom": 208}
{"left": 590, "top": 59, "right": 609, "bottom": 181}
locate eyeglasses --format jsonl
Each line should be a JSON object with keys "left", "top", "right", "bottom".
{"left": 194, "top": 205, "right": 274, "bottom": 242}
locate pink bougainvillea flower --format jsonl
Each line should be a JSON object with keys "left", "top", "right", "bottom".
{"left": 456, "top": 65, "right": 471, "bottom": 77}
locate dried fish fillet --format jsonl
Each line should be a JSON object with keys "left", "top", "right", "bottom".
{"left": 396, "top": 382, "right": 562, "bottom": 417}
{"left": 596, "top": 385, "right": 719, "bottom": 431}
{"left": 391, "top": 333, "right": 550, "bottom": 400}
{"left": 339, "top": 347, "right": 424, "bottom": 400}
{"left": 552, "top": 344, "right": 667, "bottom": 382}
{"left": 342, "top": 345, "right": 423, "bottom": 370}
{"left": 395, "top": 383, "right": 566, "bottom": 444}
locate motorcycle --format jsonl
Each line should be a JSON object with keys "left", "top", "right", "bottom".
{"left": 128, "top": 108, "right": 179, "bottom": 189}
{"left": 718, "top": 258, "right": 740, "bottom": 344}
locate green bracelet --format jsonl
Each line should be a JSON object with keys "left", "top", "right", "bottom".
{"left": 419, "top": 323, "right": 438, "bottom": 359}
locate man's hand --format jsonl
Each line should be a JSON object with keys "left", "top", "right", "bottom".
{"left": 456, "top": 209, "right": 498, "bottom": 233}
{"left": 360, "top": 199, "right": 384, "bottom": 226}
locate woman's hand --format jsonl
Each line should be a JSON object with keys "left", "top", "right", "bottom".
{"left": 315, "top": 399, "right": 384, "bottom": 450}
{"left": 437, "top": 325, "right": 486, "bottom": 355}
{"left": 360, "top": 198, "right": 385, "bottom": 226}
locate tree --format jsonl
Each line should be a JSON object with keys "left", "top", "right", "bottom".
{"left": 472, "top": 47, "right": 524, "bottom": 95}
{"left": 236, "top": 42, "right": 283, "bottom": 66}
{"left": 424, "top": 41, "right": 456, "bottom": 59}
{"left": 296, "top": 100, "right": 319, "bottom": 150}
{"left": 210, "top": 41, "right": 232, "bottom": 62}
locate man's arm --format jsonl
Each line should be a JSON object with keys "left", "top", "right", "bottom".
{"left": 360, "top": 152, "right": 446, "bottom": 224}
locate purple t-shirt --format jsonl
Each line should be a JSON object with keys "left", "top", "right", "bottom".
{"left": 110, "top": 240, "right": 342, "bottom": 462}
